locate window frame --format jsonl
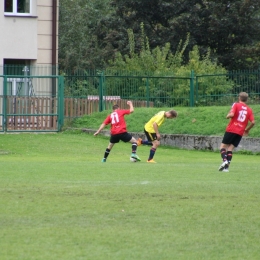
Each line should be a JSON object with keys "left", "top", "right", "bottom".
{"left": 4, "top": 0, "right": 32, "bottom": 17}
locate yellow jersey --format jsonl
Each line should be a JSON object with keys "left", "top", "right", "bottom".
{"left": 144, "top": 111, "right": 166, "bottom": 133}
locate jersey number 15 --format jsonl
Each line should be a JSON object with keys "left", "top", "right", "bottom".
{"left": 237, "top": 110, "right": 247, "bottom": 122}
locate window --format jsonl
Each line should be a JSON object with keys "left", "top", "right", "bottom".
{"left": 5, "top": 0, "right": 31, "bottom": 15}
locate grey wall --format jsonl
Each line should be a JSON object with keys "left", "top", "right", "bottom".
{"left": 82, "top": 128, "right": 260, "bottom": 153}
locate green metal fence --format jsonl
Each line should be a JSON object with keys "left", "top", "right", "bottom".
{"left": 195, "top": 70, "right": 260, "bottom": 106}
{"left": 1, "top": 66, "right": 260, "bottom": 125}
{"left": 0, "top": 75, "right": 64, "bottom": 132}
{"left": 62, "top": 69, "right": 260, "bottom": 118}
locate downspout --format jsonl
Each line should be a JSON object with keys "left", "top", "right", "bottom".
{"left": 51, "top": 0, "right": 57, "bottom": 127}
{"left": 52, "top": 0, "right": 57, "bottom": 97}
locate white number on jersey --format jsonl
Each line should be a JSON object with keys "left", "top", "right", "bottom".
{"left": 237, "top": 110, "right": 247, "bottom": 122}
{"left": 111, "top": 112, "right": 119, "bottom": 124}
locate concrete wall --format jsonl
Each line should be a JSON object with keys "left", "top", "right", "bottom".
{"left": 81, "top": 128, "right": 260, "bottom": 153}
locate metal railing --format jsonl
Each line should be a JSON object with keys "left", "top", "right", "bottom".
{"left": 62, "top": 69, "right": 260, "bottom": 118}
{"left": 1, "top": 65, "right": 260, "bottom": 120}
{"left": 0, "top": 75, "right": 64, "bottom": 132}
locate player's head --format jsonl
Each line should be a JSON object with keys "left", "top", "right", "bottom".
{"left": 239, "top": 92, "right": 248, "bottom": 102}
{"left": 112, "top": 104, "right": 119, "bottom": 110}
{"left": 165, "top": 110, "right": 177, "bottom": 119}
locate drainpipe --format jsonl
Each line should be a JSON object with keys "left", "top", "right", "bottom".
{"left": 52, "top": 0, "right": 57, "bottom": 98}
{"left": 51, "top": 0, "right": 57, "bottom": 128}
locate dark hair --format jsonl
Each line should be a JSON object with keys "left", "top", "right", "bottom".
{"left": 112, "top": 104, "right": 119, "bottom": 110}
{"left": 239, "top": 92, "right": 248, "bottom": 102}
{"left": 169, "top": 110, "right": 178, "bottom": 117}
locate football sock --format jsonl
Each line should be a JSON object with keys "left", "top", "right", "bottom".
{"left": 132, "top": 142, "right": 137, "bottom": 153}
{"left": 142, "top": 140, "right": 153, "bottom": 146}
{"left": 227, "top": 151, "right": 233, "bottom": 164}
{"left": 220, "top": 148, "right": 227, "bottom": 161}
{"left": 104, "top": 148, "right": 110, "bottom": 159}
{"left": 148, "top": 147, "right": 156, "bottom": 160}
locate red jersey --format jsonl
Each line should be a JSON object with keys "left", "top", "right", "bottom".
{"left": 226, "top": 102, "right": 254, "bottom": 136}
{"left": 103, "top": 109, "right": 130, "bottom": 135}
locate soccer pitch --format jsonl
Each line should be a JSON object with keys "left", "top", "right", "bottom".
{"left": 0, "top": 132, "right": 259, "bottom": 260}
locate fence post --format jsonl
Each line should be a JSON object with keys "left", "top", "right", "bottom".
{"left": 146, "top": 77, "right": 150, "bottom": 107}
{"left": 58, "top": 76, "right": 64, "bottom": 131}
{"left": 99, "top": 72, "right": 104, "bottom": 112}
{"left": 190, "top": 70, "right": 195, "bottom": 107}
{"left": 3, "top": 75, "right": 7, "bottom": 132}
{"left": 195, "top": 75, "right": 199, "bottom": 105}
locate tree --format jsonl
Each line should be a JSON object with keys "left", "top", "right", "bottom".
{"left": 94, "top": 0, "right": 260, "bottom": 70}
{"left": 59, "top": 0, "right": 113, "bottom": 71}
{"left": 105, "top": 24, "right": 233, "bottom": 107}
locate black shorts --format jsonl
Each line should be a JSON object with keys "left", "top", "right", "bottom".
{"left": 144, "top": 129, "right": 157, "bottom": 142}
{"left": 110, "top": 132, "right": 132, "bottom": 143}
{"left": 222, "top": 132, "right": 242, "bottom": 147}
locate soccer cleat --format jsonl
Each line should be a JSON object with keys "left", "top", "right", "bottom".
{"left": 218, "top": 160, "right": 228, "bottom": 171}
{"left": 137, "top": 138, "right": 142, "bottom": 146}
{"left": 147, "top": 159, "right": 156, "bottom": 163}
{"left": 131, "top": 153, "right": 141, "bottom": 161}
{"left": 222, "top": 168, "right": 229, "bottom": 172}
{"left": 101, "top": 158, "right": 106, "bottom": 162}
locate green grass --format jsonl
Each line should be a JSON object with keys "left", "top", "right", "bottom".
{"left": 71, "top": 105, "right": 260, "bottom": 137}
{"left": 1, "top": 132, "right": 260, "bottom": 259}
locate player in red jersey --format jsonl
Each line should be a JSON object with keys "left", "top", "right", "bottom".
{"left": 94, "top": 101, "right": 141, "bottom": 162}
{"left": 219, "top": 92, "right": 255, "bottom": 172}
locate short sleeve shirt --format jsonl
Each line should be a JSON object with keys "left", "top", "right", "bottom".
{"left": 103, "top": 109, "right": 130, "bottom": 135}
{"left": 226, "top": 102, "right": 254, "bottom": 136}
{"left": 144, "top": 111, "right": 165, "bottom": 133}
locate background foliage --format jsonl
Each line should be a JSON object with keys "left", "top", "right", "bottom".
{"left": 59, "top": 0, "right": 260, "bottom": 71}
{"left": 59, "top": 0, "right": 113, "bottom": 70}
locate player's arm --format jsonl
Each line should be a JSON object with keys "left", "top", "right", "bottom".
{"left": 226, "top": 111, "right": 234, "bottom": 119}
{"left": 127, "top": 101, "right": 134, "bottom": 113}
{"left": 226, "top": 104, "right": 236, "bottom": 119}
{"left": 94, "top": 123, "right": 106, "bottom": 136}
{"left": 153, "top": 122, "right": 160, "bottom": 140}
{"left": 244, "top": 120, "right": 255, "bottom": 136}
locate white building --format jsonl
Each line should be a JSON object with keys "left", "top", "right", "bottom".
{"left": 0, "top": 1, "right": 60, "bottom": 130}
{"left": 0, "top": 0, "right": 59, "bottom": 69}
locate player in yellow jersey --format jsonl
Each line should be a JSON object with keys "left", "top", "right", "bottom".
{"left": 137, "top": 110, "right": 177, "bottom": 163}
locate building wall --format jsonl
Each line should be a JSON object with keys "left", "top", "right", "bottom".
{"left": 36, "top": 0, "right": 59, "bottom": 66}
{"left": 0, "top": 0, "right": 59, "bottom": 123}
{"left": 0, "top": 0, "right": 59, "bottom": 66}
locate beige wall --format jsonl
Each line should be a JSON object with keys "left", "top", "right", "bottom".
{"left": 36, "top": 0, "right": 59, "bottom": 66}
{"left": 0, "top": 0, "right": 59, "bottom": 67}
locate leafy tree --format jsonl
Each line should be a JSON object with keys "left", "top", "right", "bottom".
{"left": 108, "top": 23, "right": 189, "bottom": 74}
{"left": 94, "top": 0, "right": 260, "bottom": 70}
{"left": 105, "top": 25, "right": 233, "bottom": 106}
{"left": 59, "top": 0, "right": 113, "bottom": 71}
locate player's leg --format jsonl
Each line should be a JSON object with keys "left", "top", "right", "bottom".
{"left": 224, "top": 147, "right": 234, "bottom": 172}
{"left": 224, "top": 134, "right": 242, "bottom": 171}
{"left": 147, "top": 139, "right": 160, "bottom": 163}
{"left": 121, "top": 133, "right": 141, "bottom": 161}
{"left": 139, "top": 139, "right": 153, "bottom": 146}
{"left": 219, "top": 132, "right": 230, "bottom": 171}
{"left": 101, "top": 135, "right": 118, "bottom": 162}
{"left": 219, "top": 144, "right": 229, "bottom": 171}
{"left": 137, "top": 129, "right": 153, "bottom": 146}
{"left": 102, "top": 142, "right": 115, "bottom": 162}
{"left": 144, "top": 131, "right": 159, "bottom": 163}
{"left": 222, "top": 145, "right": 234, "bottom": 172}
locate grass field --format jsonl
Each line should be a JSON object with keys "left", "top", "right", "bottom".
{"left": 1, "top": 132, "right": 260, "bottom": 260}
